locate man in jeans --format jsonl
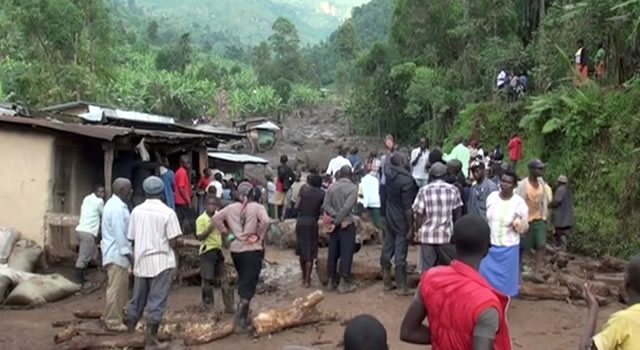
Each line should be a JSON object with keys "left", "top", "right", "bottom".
{"left": 412, "top": 163, "right": 463, "bottom": 272}
{"left": 323, "top": 165, "right": 358, "bottom": 294}
{"left": 381, "top": 154, "right": 418, "bottom": 294}
{"left": 127, "top": 176, "right": 182, "bottom": 348}
{"left": 74, "top": 185, "right": 105, "bottom": 283}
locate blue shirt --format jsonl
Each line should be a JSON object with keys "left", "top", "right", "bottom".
{"left": 101, "top": 195, "right": 132, "bottom": 269}
{"left": 160, "top": 169, "right": 175, "bottom": 209}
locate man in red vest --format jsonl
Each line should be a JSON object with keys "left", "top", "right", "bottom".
{"left": 400, "top": 215, "right": 512, "bottom": 350}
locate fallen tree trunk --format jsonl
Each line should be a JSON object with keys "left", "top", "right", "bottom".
{"left": 593, "top": 272, "right": 625, "bottom": 287}
{"left": 316, "top": 257, "right": 380, "bottom": 285}
{"left": 252, "top": 290, "right": 336, "bottom": 337}
{"left": 557, "top": 273, "right": 610, "bottom": 299}
{"left": 519, "top": 283, "right": 570, "bottom": 300}
{"left": 601, "top": 256, "right": 628, "bottom": 272}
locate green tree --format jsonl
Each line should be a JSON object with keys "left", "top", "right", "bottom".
{"left": 268, "top": 17, "right": 304, "bottom": 82}
{"left": 155, "top": 33, "right": 193, "bottom": 73}
{"left": 334, "top": 20, "right": 361, "bottom": 62}
{"left": 147, "top": 20, "right": 159, "bottom": 43}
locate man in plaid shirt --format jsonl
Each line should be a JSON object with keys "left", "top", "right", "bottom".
{"left": 412, "top": 162, "right": 463, "bottom": 272}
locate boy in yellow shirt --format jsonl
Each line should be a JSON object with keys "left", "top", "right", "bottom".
{"left": 580, "top": 254, "right": 640, "bottom": 350}
{"left": 196, "top": 196, "right": 234, "bottom": 314}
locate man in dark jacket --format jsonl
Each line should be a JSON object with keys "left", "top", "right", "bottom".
{"left": 277, "top": 155, "right": 295, "bottom": 220}
{"left": 550, "top": 175, "right": 574, "bottom": 251}
{"left": 381, "top": 153, "right": 419, "bottom": 295}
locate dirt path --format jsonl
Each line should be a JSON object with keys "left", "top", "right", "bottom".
{"left": 0, "top": 246, "right": 620, "bottom": 350}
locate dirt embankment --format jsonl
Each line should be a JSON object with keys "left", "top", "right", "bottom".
{"left": 251, "top": 104, "right": 382, "bottom": 174}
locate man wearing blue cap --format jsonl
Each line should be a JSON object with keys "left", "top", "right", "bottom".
{"left": 126, "top": 176, "right": 182, "bottom": 348}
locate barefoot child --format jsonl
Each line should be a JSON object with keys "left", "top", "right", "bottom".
{"left": 196, "top": 196, "right": 234, "bottom": 314}
{"left": 580, "top": 254, "right": 640, "bottom": 350}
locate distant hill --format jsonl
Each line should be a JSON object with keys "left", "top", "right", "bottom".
{"left": 131, "top": 0, "right": 370, "bottom": 45}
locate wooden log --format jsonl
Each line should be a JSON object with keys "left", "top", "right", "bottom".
{"left": 54, "top": 327, "right": 76, "bottom": 344}
{"left": 52, "top": 319, "right": 82, "bottom": 328}
{"left": 316, "top": 257, "right": 380, "bottom": 285}
{"left": 252, "top": 290, "right": 333, "bottom": 337}
{"left": 182, "top": 321, "right": 234, "bottom": 346}
{"left": 557, "top": 274, "right": 610, "bottom": 298}
{"left": 519, "top": 283, "right": 570, "bottom": 300}
{"left": 181, "top": 239, "right": 202, "bottom": 248}
{"left": 601, "top": 256, "right": 628, "bottom": 272}
{"left": 593, "top": 273, "right": 625, "bottom": 287}
{"left": 58, "top": 334, "right": 145, "bottom": 350}
{"left": 72, "top": 310, "right": 102, "bottom": 319}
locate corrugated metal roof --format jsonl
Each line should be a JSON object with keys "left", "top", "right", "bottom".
{"left": 0, "top": 115, "right": 220, "bottom": 142}
{"left": 250, "top": 121, "right": 280, "bottom": 131}
{"left": 42, "top": 101, "right": 176, "bottom": 125}
{"left": 208, "top": 152, "right": 269, "bottom": 164}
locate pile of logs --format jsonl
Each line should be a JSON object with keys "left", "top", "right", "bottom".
{"left": 53, "top": 291, "right": 338, "bottom": 349}
{"left": 517, "top": 248, "right": 627, "bottom": 304}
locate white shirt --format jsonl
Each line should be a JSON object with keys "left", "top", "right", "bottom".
{"left": 410, "top": 147, "right": 429, "bottom": 180}
{"left": 326, "top": 155, "right": 352, "bottom": 178}
{"left": 76, "top": 193, "right": 104, "bottom": 236}
{"left": 497, "top": 70, "right": 507, "bottom": 87}
{"left": 127, "top": 199, "right": 182, "bottom": 277}
{"left": 206, "top": 180, "right": 223, "bottom": 198}
{"left": 358, "top": 174, "right": 381, "bottom": 208}
{"left": 486, "top": 192, "right": 528, "bottom": 247}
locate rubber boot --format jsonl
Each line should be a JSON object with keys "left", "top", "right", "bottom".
{"left": 382, "top": 267, "right": 395, "bottom": 291}
{"left": 338, "top": 277, "right": 356, "bottom": 294}
{"left": 394, "top": 268, "right": 411, "bottom": 296}
{"left": 145, "top": 323, "right": 168, "bottom": 350}
{"left": 327, "top": 277, "right": 338, "bottom": 292}
{"left": 559, "top": 234, "right": 568, "bottom": 252}
{"left": 221, "top": 284, "right": 235, "bottom": 315}
{"left": 74, "top": 268, "right": 86, "bottom": 284}
{"left": 234, "top": 300, "right": 250, "bottom": 333}
{"left": 202, "top": 282, "right": 214, "bottom": 311}
{"left": 127, "top": 319, "right": 138, "bottom": 333}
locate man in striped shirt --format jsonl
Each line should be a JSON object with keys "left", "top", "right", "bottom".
{"left": 126, "top": 176, "right": 182, "bottom": 348}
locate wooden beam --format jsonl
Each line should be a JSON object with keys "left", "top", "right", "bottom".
{"left": 198, "top": 147, "right": 208, "bottom": 175}
{"left": 103, "top": 144, "right": 114, "bottom": 197}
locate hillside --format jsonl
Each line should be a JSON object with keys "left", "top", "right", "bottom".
{"left": 132, "top": 0, "right": 370, "bottom": 45}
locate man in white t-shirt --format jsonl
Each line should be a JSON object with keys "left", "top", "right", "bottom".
{"left": 326, "top": 146, "right": 352, "bottom": 180}
{"left": 410, "top": 137, "right": 430, "bottom": 188}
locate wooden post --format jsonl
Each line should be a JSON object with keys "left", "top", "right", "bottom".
{"left": 103, "top": 144, "right": 114, "bottom": 197}
{"left": 198, "top": 147, "right": 208, "bottom": 175}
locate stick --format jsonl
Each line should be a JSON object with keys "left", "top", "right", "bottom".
{"left": 72, "top": 310, "right": 102, "bottom": 319}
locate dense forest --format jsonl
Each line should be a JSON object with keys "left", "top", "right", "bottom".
{"left": 2, "top": 0, "right": 640, "bottom": 258}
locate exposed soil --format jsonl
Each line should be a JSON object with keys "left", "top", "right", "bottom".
{"left": 0, "top": 245, "right": 621, "bottom": 350}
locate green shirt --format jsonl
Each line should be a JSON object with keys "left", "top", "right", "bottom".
{"left": 196, "top": 212, "right": 222, "bottom": 254}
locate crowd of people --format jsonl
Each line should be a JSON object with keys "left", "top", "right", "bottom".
{"left": 71, "top": 129, "right": 640, "bottom": 349}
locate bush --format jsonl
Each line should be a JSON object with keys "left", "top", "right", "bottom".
{"left": 288, "top": 84, "right": 322, "bottom": 108}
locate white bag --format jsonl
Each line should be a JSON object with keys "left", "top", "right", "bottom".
{"left": 5, "top": 274, "right": 80, "bottom": 306}
{"left": 8, "top": 240, "right": 42, "bottom": 272}
{"left": 0, "top": 227, "right": 19, "bottom": 264}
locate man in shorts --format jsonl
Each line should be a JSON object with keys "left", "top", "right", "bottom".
{"left": 196, "top": 196, "right": 234, "bottom": 314}
{"left": 516, "top": 159, "right": 550, "bottom": 278}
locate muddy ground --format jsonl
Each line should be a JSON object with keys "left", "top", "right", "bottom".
{"left": 0, "top": 244, "right": 621, "bottom": 350}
